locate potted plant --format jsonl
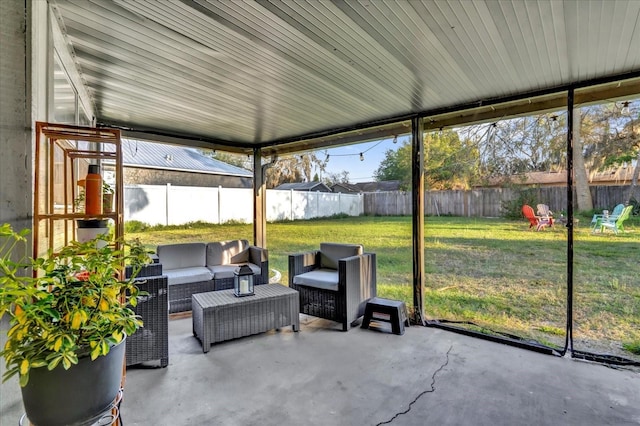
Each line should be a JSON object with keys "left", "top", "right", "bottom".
{"left": 73, "top": 188, "right": 85, "bottom": 213}
{"left": 0, "top": 223, "right": 151, "bottom": 425}
{"left": 102, "top": 182, "right": 115, "bottom": 214}
{"left": 125, "top": 238, "right": 160, "bottom": 278}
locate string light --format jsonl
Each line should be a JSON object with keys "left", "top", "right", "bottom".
{"left": 488, "top": 122, "right": 497, "bottom": 144}
{"left": 392, "top": 135, "right": 398, "bottom": 144}
{"left": 326, "top": 139, "right": 385, "bottom": 161}
{"left": 621, "top": 101, "right": 630, "bottom": 115}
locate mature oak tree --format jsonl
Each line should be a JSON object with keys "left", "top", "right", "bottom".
{"left": 264, "top": 153, "right": 327, "bottom": 188}
{"left": 462, "top": 99, "right": 639, "bottom": 211}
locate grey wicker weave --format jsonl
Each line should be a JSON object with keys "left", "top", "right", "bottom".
{"left": 192, "top": 284, "right": 299, "bottom": 353}
{"left": 125, "top": 262, "right": 162, "bottom": 279}
{"left": 158, "top": 242, "right": 270, "bottom": 312}
{"left": 211, "top": 258, "right": 269, "bottom": 291}
{"left": 289, "top": 250, "right": 376, "bottom": 331}
{"left": 168, "top": 266, "right": 272, "bottom": 312}
{"left": 169, "top": 279, "right": 217, "bottom": 313}
{"left": 126, "top": 272, "right": 169, "bottom": 367}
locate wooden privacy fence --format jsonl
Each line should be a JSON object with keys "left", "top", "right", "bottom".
{"left": 363, "top": 185, "right": 631, "bottom": 217}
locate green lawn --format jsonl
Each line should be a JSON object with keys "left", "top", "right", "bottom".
{"left": 126, "top": 215, "right": 640, "bottom": 360}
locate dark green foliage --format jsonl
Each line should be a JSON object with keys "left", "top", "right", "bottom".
{"left": 124, "top": 220, "right": 150, "bottom": 233}
{"left": 501, "top": 187, "right": 541, "bottom": 219}
{"left": 374, "top": 131, "right": 479, "bottom": 191}
{"left": 629, "top": 198, "right": 640, "bottom": 216}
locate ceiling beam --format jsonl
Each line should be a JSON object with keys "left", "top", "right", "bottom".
{"left": 108, "top": 75, "right": 640, "bottom": 157}
{"left": 263, "top": 76, "right": 640, "bottom": 156}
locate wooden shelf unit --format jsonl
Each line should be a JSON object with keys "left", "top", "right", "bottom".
{"left": 34, "top": 122, "right": 124, "bottom": 258}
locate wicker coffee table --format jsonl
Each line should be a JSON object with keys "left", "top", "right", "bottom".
{"left": 192, "top": 284, "right": 299, "bottom": 353}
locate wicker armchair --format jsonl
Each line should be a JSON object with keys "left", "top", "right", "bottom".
{"left": 289, "top": 243, "right": 376, "bottom": 331}
{"left": 125, "top": 263, "right": 169, "bottom": 367}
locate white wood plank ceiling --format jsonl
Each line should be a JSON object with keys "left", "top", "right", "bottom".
{"left": 50, "top": 0, "right": 640, "bottom": 154}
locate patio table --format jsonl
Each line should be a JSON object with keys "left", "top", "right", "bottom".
{"left": 192, "top": 284, "right": 299, "bottom": 353}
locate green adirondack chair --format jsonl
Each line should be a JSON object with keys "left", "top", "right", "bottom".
{"left": 591, "top": 203, "right": 624, "bottom": 232}
{"left": 599, "top": 205, "right": 633, "bottom": 234}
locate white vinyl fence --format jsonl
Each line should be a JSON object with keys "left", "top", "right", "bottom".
{"left": 125, "top": 184, "right": 363, "bottom": 226}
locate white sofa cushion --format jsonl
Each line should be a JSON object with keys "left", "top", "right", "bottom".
{"left": 206, "top": 240, "right": 248, "bottom": 266}
{"left": 164, "top": 267, "right": 212, "bottom": 286}
{"left": 319, "top": 243, "right": 363, "bottom": 270}
{"left": 292, "top": 268, "right": 339, "bottom": 291}
{"left": 157, "top": 243, "right": 206, "bottom": 270}
{"left": 208, "top": 263, "right": 261, "bottom": 280}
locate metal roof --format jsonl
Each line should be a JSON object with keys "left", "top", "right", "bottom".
{"left": 356, "top": 180, "right": 402, "bottom": 192}
{"left": 122, "top": 139, "right": 252, "bottom": 177}
{"left": 274, "top": 182, "right": 332, "bottom": 192}
{"left": 51, "top": 0, "right": 640, "bottom": 154}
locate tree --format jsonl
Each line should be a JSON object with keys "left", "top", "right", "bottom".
{"left": 573, "top": 111, "right": 593, "bottom": 211}
{"left": 622, "top": 114, "right": 640, "bottom": 203}
{"left": 424, "top": 130, "right": 479, "bottom": 190}
{"left": 374, "top": 140, "right": 411, "bottom": 189}
{"left": 459, "top": 100, "right": 640, "bottom": 211}
{"left": 463, "top": 115, "right": 565, "bottom": 179}
{"left": 264, "top": 153, "right": 327, "bottom": 188}
{"left": 199, "top": 149, "right": 250, "bottom": 170}
{"left": 374, "top": 130, "right": 478, "bottom": 190}
{"left": 323, "top": 170, "right": 350, "bottom": 186}
{"left": 463, "top": 112, "right": 594, "bottom": 209}
{"left": 580, "top": 101, "right": 640, "bottom": 204}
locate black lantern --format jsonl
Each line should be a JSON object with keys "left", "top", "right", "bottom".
{"left": 234, "top": 264, "right": 254, "bottom": 297}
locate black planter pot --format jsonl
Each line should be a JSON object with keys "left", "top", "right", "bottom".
{"left": 20, "top": 338, "right": 125, "bottom": 426}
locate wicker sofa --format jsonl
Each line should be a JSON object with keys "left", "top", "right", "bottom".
{"left": 289, "top": 242, "right": 376, "bottom": 331}
{"left": 157, "top": 240, "right": 268, "bottom": 313}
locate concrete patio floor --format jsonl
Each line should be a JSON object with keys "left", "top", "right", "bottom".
{"left": 2, "top": 314, "right": 640, "bottom": 425}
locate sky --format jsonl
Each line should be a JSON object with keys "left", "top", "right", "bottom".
{"left": 195, "top": 137, "right": 405, "bottom": 183}
{"left": 319, "top": 135, "right": 409, "bottom": 183}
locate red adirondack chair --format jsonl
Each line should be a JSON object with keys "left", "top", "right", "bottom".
{"left": 522, "top": 205, "right": 552, "bottom": 231}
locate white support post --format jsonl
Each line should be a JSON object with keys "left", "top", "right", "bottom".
{"left": 218, "top": 185, "right": 222, "bottom": 224}
{"left": 290, "top": 189, "right": 294, "bottom": 221}
{"left": 165, "top": 183, "right": 171, "bottom": 226}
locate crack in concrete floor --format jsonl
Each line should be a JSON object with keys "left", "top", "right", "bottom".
{"left": 375, "top": 345, "right": 453, "bottom": 425}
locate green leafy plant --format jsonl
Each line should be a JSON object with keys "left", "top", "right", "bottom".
{"left": 73, "top": 189, "right": 85, "bottom": 212}
{"left": 126, "top": 237, "right": 154, "bottom": 260}
{"left": 501, "top": 187, "right": 540, "bottom": 219}
{"left": 102, "top": 182, "right": 115, "bottom": 195}
{"left": 124, "top": 220, "right": 150, "bottom": 233}
{"left": 0, "top": 223, "right": 151, "bottom": 387}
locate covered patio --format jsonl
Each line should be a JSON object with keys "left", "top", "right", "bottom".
{"left": 4, "top": 315, "right": 640, "bottom": 425}
{"left": 2, "top": 0, "right": 640, "bottom": 424}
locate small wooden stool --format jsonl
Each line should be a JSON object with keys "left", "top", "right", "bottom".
{"left": 361, "top": 297, "right": 410, "bottom": 335}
